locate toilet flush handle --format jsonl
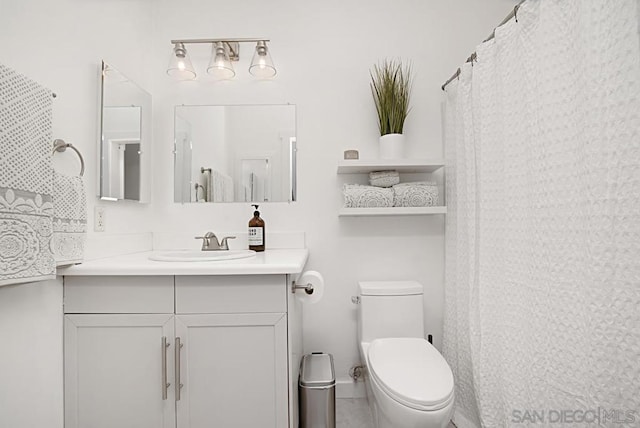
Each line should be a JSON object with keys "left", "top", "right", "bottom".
{"left": 351, "top": 296, "right": 360, "bottom": 304}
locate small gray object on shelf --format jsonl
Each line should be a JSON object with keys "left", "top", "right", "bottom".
{"left": 343, "top": 150, "right": 359, "bottom": 160}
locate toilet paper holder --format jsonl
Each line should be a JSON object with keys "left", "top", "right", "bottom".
{"left": 291, "top": 281, "right": 314, "bottom": 295}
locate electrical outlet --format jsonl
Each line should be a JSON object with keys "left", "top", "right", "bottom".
{"left": 94, "top": 206, "right": 105, "bottom": 232}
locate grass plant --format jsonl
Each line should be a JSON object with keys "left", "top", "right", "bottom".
{"left": 370, "top": 59, "right": 413, "bottom": 136}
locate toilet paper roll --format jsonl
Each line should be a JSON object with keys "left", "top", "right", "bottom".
{"left": 295, "top": 270, "right": 324, "bottom": 304}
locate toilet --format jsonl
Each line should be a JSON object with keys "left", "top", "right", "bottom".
{"left": 358, "top": 281, "right": 454, "bottom": 428}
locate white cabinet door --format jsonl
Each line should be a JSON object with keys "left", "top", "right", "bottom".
{"left": 64, "top": 314, "right": 176, "bottom": 428}
{"left": 175, "top": 313, "right": 288, "bottom": 428}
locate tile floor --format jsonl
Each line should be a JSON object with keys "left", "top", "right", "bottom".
{"left": 336, "top": 398, "right": 456, "bottom": 427}
{"left": 336, "top": 398, "right": 374, "bottom": 427}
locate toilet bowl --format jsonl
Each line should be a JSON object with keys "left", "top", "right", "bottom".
{"left": 357, "top": 281, "right": 455, "bottom": 428}
{"left": 361, "top": 339, "right": 454, "bottom": 428}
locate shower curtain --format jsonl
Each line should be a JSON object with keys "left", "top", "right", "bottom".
{"left": 443, "top": 1, "right": 640, "bottom": 427}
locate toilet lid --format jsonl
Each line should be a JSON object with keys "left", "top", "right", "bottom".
{"left": 368, "top": 337, "right": 454, "bottom": 411}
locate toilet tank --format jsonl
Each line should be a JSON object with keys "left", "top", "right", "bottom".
{"left": 358, "top": 281, "right": 425, "bottom": 343}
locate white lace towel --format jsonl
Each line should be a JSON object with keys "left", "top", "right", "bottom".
{"left": 369, "top": 170, "right": 400, "bottom": 187}
{"left": 212, "top": 170, "right": 235, "bottom": 202}
{"left": 393, "top": 181, "right": 439, "bottom": 207}
{"left": 223, "top": 174, "right": 234, "bottom": 202}
{"left": 343, "top": 184, "right": 393, "bottom": 208}
{"left": 52, "top": 172, "right": 87, "bottom": 266}
{"left": 0, "top": 64, "right": 55, "bottom": 286}
{"left": 213, "top": 170, "right": 224, "bottom": 202}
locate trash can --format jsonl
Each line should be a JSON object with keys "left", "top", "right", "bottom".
{"left": 299, "top": 352, "right": 336, "bottom": 428}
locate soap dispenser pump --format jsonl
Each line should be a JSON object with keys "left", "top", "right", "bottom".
{"left": 248, "top": 204, "right": 265, "bottom": 252}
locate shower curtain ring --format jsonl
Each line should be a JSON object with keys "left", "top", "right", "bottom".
{"left": 514, "top": 4, "right": 520, "bottom": 23}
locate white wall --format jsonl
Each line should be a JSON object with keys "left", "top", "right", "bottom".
{"left": 150, "top": 0, "right": 518, "bottom": 389}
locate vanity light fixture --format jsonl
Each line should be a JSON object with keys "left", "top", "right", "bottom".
{"left": 167, "top": 38, "right": 276, "bottom": 81}
{"left": 166, "top": 42, "right": 197, "bottom": 80}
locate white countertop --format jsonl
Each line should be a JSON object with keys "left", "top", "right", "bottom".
{"left": 58, "top": 248, "right": 309, "bottom": 276}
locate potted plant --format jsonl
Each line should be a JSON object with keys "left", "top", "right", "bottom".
{"left": 370, "top": 59, "right": 413, "bottom": 159}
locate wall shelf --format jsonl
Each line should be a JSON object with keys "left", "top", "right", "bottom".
{"left": 338, "top": 206, "right": 447, "bottom": 217}
{"left": 337, "top": 158, "right": 446, "bottom": 217}
{"left": 337, "top": 159, "right": 445, "bottom": 174}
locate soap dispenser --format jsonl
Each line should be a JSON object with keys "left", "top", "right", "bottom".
{"left": 248, "top": 204, "right": 265, "bottom": 252}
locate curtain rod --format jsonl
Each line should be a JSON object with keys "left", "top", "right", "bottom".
{"left": 441, "top": 0, "right": 525, "bottom": 91}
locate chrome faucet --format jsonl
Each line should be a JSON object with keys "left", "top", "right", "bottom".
{"left": 194, "top": 232, "right": 236, "bottom": 251}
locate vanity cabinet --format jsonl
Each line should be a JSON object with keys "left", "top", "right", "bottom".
{"left": 175, "top": 313, "right": 287, "bottom": 428}
{"left": 63, "top": 274, "right": 296, "bottom": 428}
{"left": 64, "top": 314, "right": 176, "bottom": 428}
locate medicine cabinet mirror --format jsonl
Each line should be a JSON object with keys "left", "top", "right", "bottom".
{"left": 98, "top": 61, "right": 152, "bottom": 202}
{"left": 173, "top": 104, "right": 297, "bottom": 203}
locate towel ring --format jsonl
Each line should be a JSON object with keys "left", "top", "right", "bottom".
{"left": 52, "top": 139, "right": 85, "bottom": 177}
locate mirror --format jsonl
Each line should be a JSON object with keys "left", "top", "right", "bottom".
{"left": 173, "top": 104, "right": 297, "bottom": 203}
{"left": 99, "top": 61, "right": 152, "bottom": 202}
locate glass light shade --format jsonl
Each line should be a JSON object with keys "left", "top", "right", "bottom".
{"left": 249, "top": 41, "right": 276, "bottom": 78}
{"left": 207, "top": 42, "right": 235, "bottom": 80}
{"left": 167, "top": 43, "right": 196, "bottom": 80}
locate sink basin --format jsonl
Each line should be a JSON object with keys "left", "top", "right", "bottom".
{"left": 149, "top": 250, "right": 256, "bottom": 262}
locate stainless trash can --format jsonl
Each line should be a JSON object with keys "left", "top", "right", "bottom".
{"left": 299, "top": 352, "right": 336, "bottom": 428}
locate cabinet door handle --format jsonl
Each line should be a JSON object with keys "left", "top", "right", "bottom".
{"left": 175, "top": 337, "right": 184, "bottom": 401}
{"left": 161, "top": 336, "right": 171, "bottom": 400}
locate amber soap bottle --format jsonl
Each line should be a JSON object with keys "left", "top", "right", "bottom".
{"left": 248, "top": 204, "right": 265, "bottom": 252}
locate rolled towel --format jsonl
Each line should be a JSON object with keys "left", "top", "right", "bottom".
{"left": 368, "top": 170, "right": 400, "bottom": 187}
{"left": 343, "top": 184, "right": 393, "bottom": 208}
{"left": 392, "top": 181, "right": 439, "bottom": 207}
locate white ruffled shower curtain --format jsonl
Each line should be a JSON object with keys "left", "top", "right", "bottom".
{"left": 443, "top": 1, "right": 640, "bottom": 427}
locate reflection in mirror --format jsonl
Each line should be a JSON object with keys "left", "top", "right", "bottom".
{"left": 99, "top": 61, "right": 151, "bottom": 202}
{"left": 173, "top": 104, "right": 297, "bottom": 203}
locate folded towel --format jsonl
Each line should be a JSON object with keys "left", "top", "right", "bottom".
{"left": 393, "top": 182, "right": 439, "bottom": 207}
{"left": 223, "top": 174, "right": 234, "bottom": 202}
{"left": 369, "top": 170, "right": 400, "bottom": 187}
{"left": 52, "top": 172, "right": 87, "bottom": 266}
{"left": 0, "top": 64, "right": 55, "bottom": 286}
{"left": 213, "top": 170, "right": 224, "bottom": 202}
{"left": 343, "top": 184, "right": 393, "bottom": 208}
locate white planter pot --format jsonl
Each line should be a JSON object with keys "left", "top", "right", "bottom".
{"left": 379, "top": 133, "right": 405, "bottom": 159}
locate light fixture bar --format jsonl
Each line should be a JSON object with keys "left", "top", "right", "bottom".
{"left": 167, "top": 38, "right": 276, "bottom": 80}
{"left": 170, "top": 38, "right": 270, "bottom": 45}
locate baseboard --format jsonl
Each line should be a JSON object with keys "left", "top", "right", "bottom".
{"left": 336, "top": 378, "right": 366, "bottom": 399}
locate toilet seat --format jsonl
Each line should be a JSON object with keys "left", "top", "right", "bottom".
{"left": 367, "top": 337, "right": 454, "bottom": 411}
